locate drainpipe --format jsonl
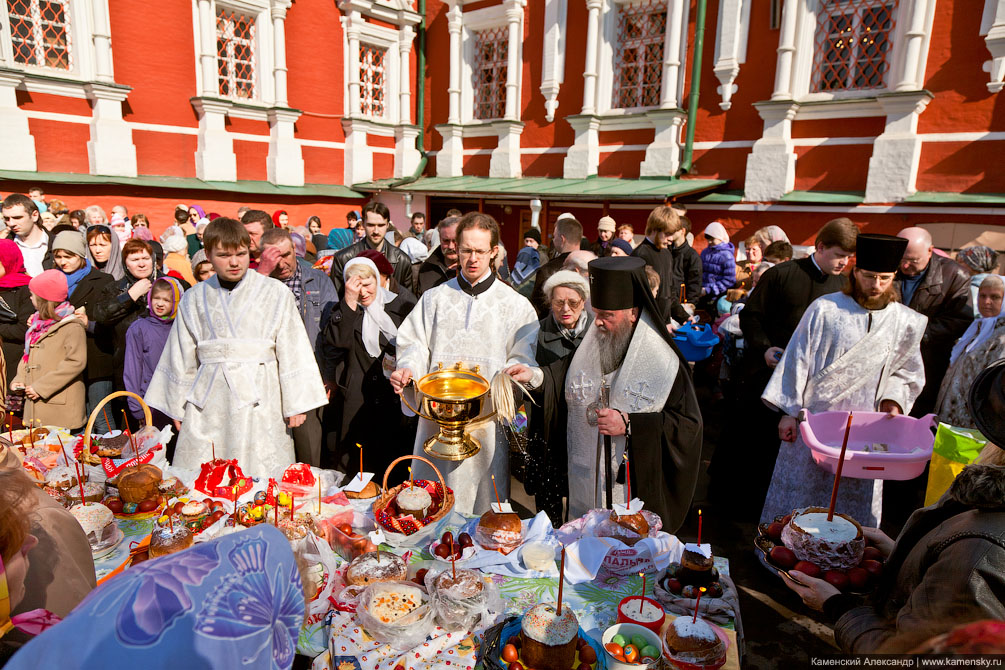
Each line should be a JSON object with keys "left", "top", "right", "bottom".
{"left": 678, "top": 0, "right": 707, "bottom": 175}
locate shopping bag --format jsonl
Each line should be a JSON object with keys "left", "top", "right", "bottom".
{"left": 924, "top": 423, "right": 987, "bottom": 506}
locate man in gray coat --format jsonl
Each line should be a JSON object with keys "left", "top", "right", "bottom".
{"left": 259, "top": 227, "right": 337, "bottom": 466}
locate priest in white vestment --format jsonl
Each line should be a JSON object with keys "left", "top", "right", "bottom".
{"left": 391, "top": 213, "right": 540, "bottom": 514}
{"left": 145, "top": 218, "right": 328, "bottom": 478}
{"left": 760, "top": 234, "right": 927, "bottom": 527}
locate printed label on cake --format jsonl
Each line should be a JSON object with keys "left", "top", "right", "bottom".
{"left": 343, "top": 472, "right": 374, "bottom": 493}
{"left": 602, "top": 547, "right": 656, "bottom": 575}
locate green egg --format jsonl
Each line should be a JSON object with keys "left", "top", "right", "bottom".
{"left": 641, "top": 645, "right": 660, "bottom": 659}
{"left": 631, "top": 635, "right": 648, "bottom": 650}
{"left": 612, "top": 634, "right": 627, "bottom": 647}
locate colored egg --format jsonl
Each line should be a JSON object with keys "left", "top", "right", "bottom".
{"left": 623, "top": 644, "right": 639, "bottom": 663}
{"left": 641, "top": 645, "right": 660, "bottom": 659}
{"left": 611, "top": 634, "right": 627, "bottom": 647}
{"left": 605, "top": 643, "right": 623, "bottom": 657}
{"left": 579, "top": 646, "right": 597, "bottom": 664}
{"left": 501, "top": 644, "right": 518, "bottom": 663}
{"left": 631, "top": 635, "right": 647, "bottom": 650}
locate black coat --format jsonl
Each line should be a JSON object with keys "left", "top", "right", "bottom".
{"left": 66, "top": 267, "right": 117, "bottom": 381}
{"left": 0, "top": 285, "right": 33, "bottom": 387}
{"left": 417, "top": 246, "right": 455, "bottom": 295}
{"left": 329, "top": 239, "right": 415, "bottom": 296}
{"left": 669, "top": 241, "right": 703, "bottom": 304}
{"left": 529, "top": 252, "right": 571, "bottom": 318}
{"left": 321, "top": 290, "right": 417, "bottom": 476}
{"left": 631, "top": 239, "right": 691, "bottom": 323}
{"left": 739, "top": 256, "right": 848, "bottom": 374}
{"left": 536, "top": 312, "right": 592, "bottom": 367}
{"left": 895, "top": 254, "right": 973, "bottom": 416}
{"left": 527, "top": 335, "right": 704, "bottom": 532}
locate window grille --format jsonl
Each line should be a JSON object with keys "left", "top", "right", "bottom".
{"left": 217, "top": 7, "right": 257, "bottom": 100}
{"left": 360, "top": 44, "right": 387, "bottom": 118}
{"left": 811, "top": 0, "right": 898, "bottom": 92}
{"left": 473, "top": 26, "right": 508, "bottom": 120}
{"left": 7, "top": 0, "right": 71, "bottom": 70}
{"left": 612, "top": 0, "right": 667, "bottom": 110}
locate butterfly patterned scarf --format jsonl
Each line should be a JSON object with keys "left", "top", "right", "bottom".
{"left": 4, "top": 525, "right": 304, "bottom": 669}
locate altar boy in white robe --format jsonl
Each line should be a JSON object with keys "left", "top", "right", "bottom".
{"left": 391, "top": 213, "right": 540, "bottom": 514}
{"left": 760, "top": 234, "right": 927, "bottom": 528}
{"left": 145, "top": 218, "right": 328, "bottom": 478}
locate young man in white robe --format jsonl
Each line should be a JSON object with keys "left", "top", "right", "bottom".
{"left": 145, "top": 217, "right": 328, "bottom": 478}
{"left": 760, "top": 234, "right": 927, "bottom": 528}
{"left": 391, "top": 213, "right": 540, "bottom": 514}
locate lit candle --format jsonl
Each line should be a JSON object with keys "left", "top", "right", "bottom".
{"left": 697, "top": 508, "right": 703, "bottom": 546}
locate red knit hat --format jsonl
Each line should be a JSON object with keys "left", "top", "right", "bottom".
{"left": 29, "top": 269, "right": 68, "bottom": 302}
{"left": 358, "top": 248, "right": 394, "bottom": 277}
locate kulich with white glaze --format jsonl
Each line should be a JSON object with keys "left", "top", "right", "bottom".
{"left": 780, "top": 507, "right": 865, "bottom": 571}
{"left": 345, "top": 550, "right": 407, "bottom": 586}
{"left": 395, "top": 486, "right": 432, "bottom": 520}
{"left": 520, "top": 602, "right": 579, "bottom": 670}
{"left": 664, "top": 615, "right": 726, "bottom": 664}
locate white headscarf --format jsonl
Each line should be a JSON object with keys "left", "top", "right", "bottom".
{"left": 950, "top": 275, "right": 1005, "bottom": 364}
{"left": 343, "top": 257, "right": 399, "bottom": 358}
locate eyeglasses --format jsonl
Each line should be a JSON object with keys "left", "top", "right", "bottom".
{"left": 551, "top": 298, "right": 583, "bottom": 310}
{"left": 459, "top": 248, "right": 492, "bottom": 258}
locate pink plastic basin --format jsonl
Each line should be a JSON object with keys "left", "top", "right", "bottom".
{"left": 798, "top": 409, "right": 936, "bottom": 481}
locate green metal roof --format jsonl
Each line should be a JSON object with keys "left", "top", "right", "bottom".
{"left": 0, "top": 170, "right": 365, "bottom": 199}
{"left": 779, "top": 190, "right": 865, "bottom": 204}
{"left": 903, "top": 191, "right": 1005, "bottom": 205}
{"left": 353, "top": 176, "right": 728, "bottom": 201}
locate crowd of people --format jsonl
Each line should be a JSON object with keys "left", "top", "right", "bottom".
{"left": 1, "top": 186, "right": 1005, "bottom": 662}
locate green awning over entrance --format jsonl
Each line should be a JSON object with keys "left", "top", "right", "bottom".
{"left": 353, "top": 176, "right": 727, "bottom": 201}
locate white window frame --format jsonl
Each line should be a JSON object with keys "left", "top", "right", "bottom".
{"left": 469, "top": 24, "right": 509, "bottom": 121}
{"left": 354, "top": 20, "right": 400, "bottom": 123}
{"left": 215, "top": 4, "right": 259, "bottom": 101}
{"left": 606, "top": 0, "right": 669, "bottom": 112}
{"left": 459, "top": 3, "right": 519, "bottom": 125}
{"left": 191, "top": 0, "right": 276, "bottom": 109}
{"left": 0, "top": 0, "right": 107, "bottom": 95}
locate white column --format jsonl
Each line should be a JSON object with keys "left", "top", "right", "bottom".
{"left": 581, "top": 0, "right": 603, "bottom": 114}
{"left": 399, "top": 24, "right": 414, "bottom": 125}
{"left": 893, "top": 0, "right": 931, "bottom": 91}
{"left": 192, "top": 98, "right": 237, "bottom": 181}
{"left": 90, "top": 0, "right": 114, "bottom": 83}
{"left": 85, "top": 84, "right": 137, "bottom": 177}
{"left": 447, "top": 5, "right": 463, "bottom": 124}
{"left": 641, "top": 109, "right": 686, "bottom": 176}
{"left": 0, "top": 72, "right": 36, "bottom": 171}
{"left": 267, "top": 108, "right": 304, "bottom": 185}
{"left": 529, "top": 199, "right": 542, "bottom": 230}
{"left": 985, "top": 0, "right": 1005, "bottom": 93}
{"left": 272, "top": 3, "right": 290, "bottom": 107}
{"left": 198, "top": 0, "right": 217, "bottom": 96}
{"left": 503, "top": 1, "right": 524, "bottom": 121}
{"left": 771, "top": 0, "right": 798, "bottom": 100}
{"left": 490, "top": 120, "right": 524, "bottom": 177}
{"left": 435, "top": 124, "right": 464, "bottom": 177}
{"left": 743, "top": 101, "right": 798, "bottom": 201}
{"left": 346, "top": 12, "right": 362, "bottom": 117}
{"left": 342, "top": 119, "right": 373, "bottom": 184}
{"left": 864, "top": 92, "right": 933, "bottom": 203}
{"left": 662, "top": 0, "right": 685, "bottom": 108}
{"left": 563, "top": 115, "right": 600, "bottom": 178}
{"left": 395, "top": 125, "right": 422, "bottom": 177}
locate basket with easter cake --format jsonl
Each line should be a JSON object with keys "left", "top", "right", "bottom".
{"left": 372, "top": 455, "right": 454, "bottom": 547}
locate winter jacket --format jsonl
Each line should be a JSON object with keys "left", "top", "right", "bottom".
{"left": 0, "top": 285, "right": 34, "bottom": 387}
{"left": 66, "top": 266, "right": 116, "bottom": 381}
{"left": 700, "top": 241, "right": 736, "bottom": 297}
{"left": 329, "top": 238, "right": 415, "bottom": 295}
{"left": 13, "top": 316, "right": 87, "bottom": 428}
{"left": 295, "top": 258, "right": 339, "bottom": 357}
{"left": 894, "top": 253, "right": 974, "bottom": 415}
{"left": 122, "top": 314, "right": 172, "bottom": 420}
{"left": 536, "top": 311, "right": 593, "bottom": 367}
{"left": 669, "top": 241, "right": 703, "bottom": 303}
{"left": 828, "top": 463, "right": 1005, "bottom": 652}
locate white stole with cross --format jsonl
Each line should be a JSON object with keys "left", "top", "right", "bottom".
{"left": 564, "top": 310, "right": 678, "bottom": 518}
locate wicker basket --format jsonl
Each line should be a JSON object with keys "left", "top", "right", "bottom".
{"left": 79, "top": 391, "right": 153, "bottom": 466}
{"left": 373, "top": 454, "right": 454, "bottom": 537}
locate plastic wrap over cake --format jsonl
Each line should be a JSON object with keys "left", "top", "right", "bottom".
{"left": 780, "top": 506, "right": 865, "bottom": 571}
{"left": 557, "top": 508, "right": 680, "bottom": 579}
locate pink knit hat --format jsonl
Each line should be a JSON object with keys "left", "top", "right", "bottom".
{"left": 29, "top": 269, "right": 68, "bottom": 302}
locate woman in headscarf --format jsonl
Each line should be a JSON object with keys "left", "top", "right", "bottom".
{"left": 934, "top": 274, "right": 1005, "bottom": 429}
{"left": 272, "top": 209, "right": 289, "bottom": 228}
{"left": 51, "top": 231, "right": 117, "bottom": 433}
{"left": 109, "top": 213, "right": 131, "bottom": 247}
{"left": 4, "top": 523, "right": 306, "bottom": 670}
{"left": 0, "top": 241, "right": 35, "bottom": 388}
{"left": 160, "top": 234, "right": 196, "bottom": 286}
{"left": 184, "top": 204, "right": 205, "bottom": 236}
{"left": 322, "top": 252, "right": 416, "bottom": 477}
{"left": 957, "top": 245, "right": 999, "bottom": 317}
{"left": 85, "top": 225, "right": 124, "bottom": 281}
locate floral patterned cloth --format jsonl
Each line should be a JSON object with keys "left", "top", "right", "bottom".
{"left": 6, "top": 525, "right": 305, "bottom": 670}
{"left": 935, "top": 316, "right": 1005, "bottom": 429}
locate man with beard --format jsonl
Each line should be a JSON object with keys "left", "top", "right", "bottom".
{"left": 329, "top": 201, "right": 415, "bottom": 295}
{"left": 506, "top": 256, "right": 703, "bottom": 532}
{"left": 759, "top": 234, "right": 927, "bottom": 528}
{"left": 417, "top": 215, "right": 459, "bottom": 294}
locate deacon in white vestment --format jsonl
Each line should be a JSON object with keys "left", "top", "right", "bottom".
{"left": 392, "top": 214, "right": 540, "bottom": 514}
{"left": 145, "top": 218, "right": 328, "bottom": 478}
{"left": 760, "top": 234, "right": 927, "bottom": 527}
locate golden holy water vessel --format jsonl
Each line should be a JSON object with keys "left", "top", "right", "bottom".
{"left": 401, "top": 362, "right": 496, "bottom": 461}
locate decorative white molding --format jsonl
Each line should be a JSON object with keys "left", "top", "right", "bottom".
{"left": 489, "top": 120, "right": 524, "bottom": 178}
{"left": 394, "top": 124, "right": 422, "bottom": 177}
{"left": 446, "top": 4, "right": 463, "bottom": 124}
{"left": 267, "top": 107, "right": 304, "bottom": 185}
{"left": 743, "top": 100, "right": 798, "bottom": 202}
{"left": 342, "top": 118, "right": 373, "bottom": 185}
{"left": 662, "top": 0, "right": 686, "bottom": 109}
{"left": 983, "top": 0, "right": 1005, "bottom": 93}
{"left": 712, "top": 0, "right": 749, "bottom": 110}
{"left": 337, "top": 0, "right": 420, "bottom": 27}
{"left": 639, "top": 109, "right": 686, "bottom": 176}
{"left": 435, "top": 124, "right": 464, "bottom": 177}
{"left": 864, "top": 91, "right": 933, "bottom": 203}
{"left": 540, "top": 0, "right": 567, "bottom": 122}
{"left": 192, "top": 97, "right": 238, "bottom": 181}
{"left": 84, "top": 82, "right": 137, "bottom": 177}
{"left": 563, "top": 115, "right": 601, "bottom": 179}
{"left": 0, "top": 71, "right": 37, "bottom": 171}
{"left": 580, "top": 0, "right": 604, "bottom": 115}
